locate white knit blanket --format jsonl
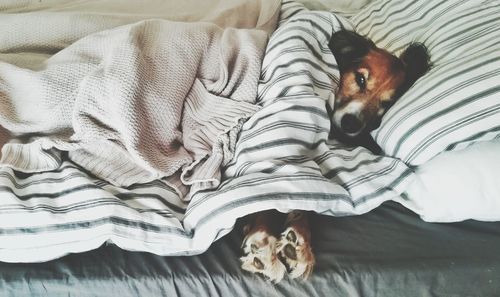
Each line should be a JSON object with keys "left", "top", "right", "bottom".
{"left": 0, "top": 1, "right": 280, "bottom": 199}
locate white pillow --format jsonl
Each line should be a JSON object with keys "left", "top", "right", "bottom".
{"left": 396, "top": 140, "right": 500, "bottom": 222}
{"left": 350, "top": 0, "right": 500, "bottom": 166}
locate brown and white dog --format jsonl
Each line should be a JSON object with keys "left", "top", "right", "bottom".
{"left": 240, "top": 30, "right": 431, "bottom": 282}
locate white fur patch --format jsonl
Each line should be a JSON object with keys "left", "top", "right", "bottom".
{"left": 380, "top": 89, "right": 395, "bottom": 101}
{"left": 342, "top": 100, "right": 365, "bottom": 115}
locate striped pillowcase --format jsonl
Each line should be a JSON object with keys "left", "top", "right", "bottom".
{"left": 350, "top": 0, "right": 500, "bottom": 165}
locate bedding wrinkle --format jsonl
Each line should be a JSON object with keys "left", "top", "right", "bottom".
{"left": 0, "top": 1, "right": 281, "bottom": 201}
{"left": 0, "top": 0, "right": 453, "bottom": 264}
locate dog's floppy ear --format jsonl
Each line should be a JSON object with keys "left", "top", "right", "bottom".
{"left": 329, "top": 30, "right": 374, "bottom": 71}
{"left": 398, "top": 42, "right": 432, "bottom": 95}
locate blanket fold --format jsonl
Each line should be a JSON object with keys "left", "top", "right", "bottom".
{"left": 0, "top": 1, "right": 280, "bottom": 199}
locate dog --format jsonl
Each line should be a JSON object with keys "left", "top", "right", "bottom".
{"left": 240, "top": 30, "right": 431, "bottom": 282}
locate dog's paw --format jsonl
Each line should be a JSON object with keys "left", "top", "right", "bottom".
{"left": 276, "top": 225, "right": 315, "bottom": 279}
{"left": 240, "top": 229, "right": 286, "bottom": 283}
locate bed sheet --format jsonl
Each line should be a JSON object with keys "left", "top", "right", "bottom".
{"left": 1, "top": 202, "right": 499, "bottom": 297}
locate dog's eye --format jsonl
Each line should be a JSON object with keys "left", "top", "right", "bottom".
{"left": 355, "top": 72, "right": 366, "bottom": 90}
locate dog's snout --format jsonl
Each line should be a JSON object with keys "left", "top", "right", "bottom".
{"left": 340, "top": 114, "right": 363, "bottom": 134}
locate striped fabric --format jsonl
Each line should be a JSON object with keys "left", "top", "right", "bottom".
{"left": 351, "top": 0, "right": 500, "bottom": 165}
{"left": 0, "top": 1, "right": 415, "bottom": 262}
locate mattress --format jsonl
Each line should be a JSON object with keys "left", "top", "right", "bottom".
{"left": 1, "top": 202, "right": 499, "bottom": 296}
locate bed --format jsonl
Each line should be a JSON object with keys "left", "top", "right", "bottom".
{"left": 1, "top": 0, "right": 499, "bottom": 295}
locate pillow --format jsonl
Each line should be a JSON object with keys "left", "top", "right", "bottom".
{"left": 396, "top": 140, "right": 500, "bottom": 222}
{"left": 350, "top": 0, "right": 500, "bottom": 165}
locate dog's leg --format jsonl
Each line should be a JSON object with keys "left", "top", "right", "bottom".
{"left": 276, "top": 210, "right": 315, "bottom": 279}
{"left": 240, "top": 210, "right": 287, "bottom": 283}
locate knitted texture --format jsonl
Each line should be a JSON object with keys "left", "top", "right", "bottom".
{"left": 0, "top": 11, "right": 279, "bottom": 199}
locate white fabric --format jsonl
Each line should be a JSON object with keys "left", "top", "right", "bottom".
{"left": 397, "top": 140, "right": 500, "bottom": 222}
{"left": 1, "top": 0, "right": 497, "bottom": 264}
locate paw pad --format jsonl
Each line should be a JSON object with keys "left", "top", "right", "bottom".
{"left": 286, "top": 230, "right": 297, "bottom": 243}
{"left": 284, "top": 244, "right": 297, "bottom": 260}
{"left": 276, "top": 227, "right": 315, "bottom": 279}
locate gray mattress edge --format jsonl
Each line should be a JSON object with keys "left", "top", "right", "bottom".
{"left": 1, "top": 202, "right": 499, "bottom": 297}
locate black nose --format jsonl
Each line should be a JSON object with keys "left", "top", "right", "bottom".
{"left": 341, "top": 114, "right": 362, "bottom": 134}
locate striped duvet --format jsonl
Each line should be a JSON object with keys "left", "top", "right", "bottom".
{"left": 1, "top": 0, "right": 498, "bottom": 262}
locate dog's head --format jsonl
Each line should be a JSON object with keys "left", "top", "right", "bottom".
{"left": 329, "top": 30, "right": 431, "bottom": 139}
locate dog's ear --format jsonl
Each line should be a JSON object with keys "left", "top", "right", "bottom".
{"left": 398, "top": 42, "right": 431, "bottom": 95}
{"left": 329, "top": 30, "right": 374, "bottom": 71}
